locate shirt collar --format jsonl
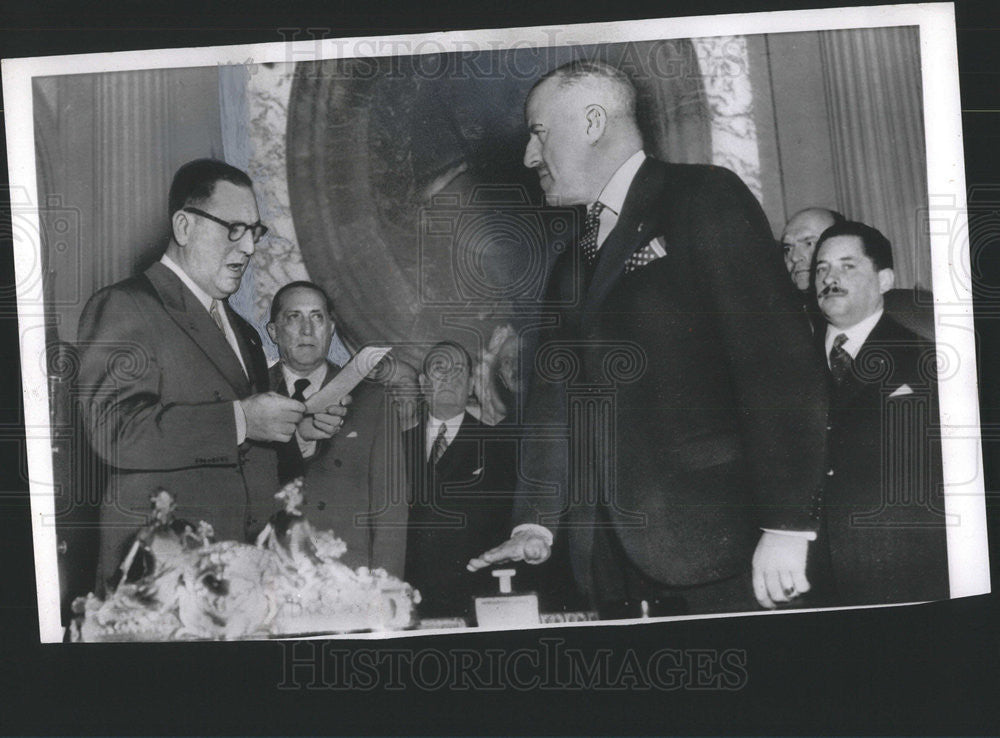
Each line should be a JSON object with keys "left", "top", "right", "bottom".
{"left": 281, "top": 362, "right": 328, "bottom": 396}
{"left": 426, "top": 411, "right": 466, "bottom": 454}
{"left": 593, "top": 149, "right": 646, "bottom": 215}
{"left": 825, "top": 307, "right": 884, "bottom": 361}
{"left": 428, "top": 410, "right": 465, "bottom": 430}
{"left": 160, "top": 254, "right": 215, "bottom": 312}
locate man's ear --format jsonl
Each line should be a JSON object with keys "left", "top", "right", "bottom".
{"left": 171, "top": 209, "right": 192, "bottom": 246}
{"left": 584, "top": 104, "right": 607, "bottom": 142}
{"left": 266, "top": 322, "right": 278, "bottom": 344}
{"left": 878, "top": 268, "right": 895, "bottom": 294}
{"left": 418, "top": 372, "right": 430, "bottom": 395}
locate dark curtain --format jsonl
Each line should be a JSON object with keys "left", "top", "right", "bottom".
{"left": 819, "top": 26, "right": 930, "bottom": 289}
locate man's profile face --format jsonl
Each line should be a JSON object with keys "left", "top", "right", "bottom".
{"left": 781, "top": 210, "right": 836, "bottom": 292}
{"left": 177, "top": 180, "right": 259, "bottom": 299}
{"left": 523, "top": 79, "right": 594, "bottom": 206}
{"left": 815, "top": 235, "right": 892, "bottom": 329}
{"left": 420, "top": 345, "right": 472, "bottom": 419}
{"left": 266, "top": 286, "right": 334, "bottom": 374}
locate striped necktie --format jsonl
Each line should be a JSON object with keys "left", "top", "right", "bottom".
{"left": 430, "top": 422, "right": 448, "bottom": 464}
{"left": 209, "top": 299, "right": 226, "bottom": 333}
{"left": 829, "top": 333, "right": 852, "bottom": 384}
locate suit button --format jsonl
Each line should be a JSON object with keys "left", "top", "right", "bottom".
{"left": 246, "top": 516, "right": 256, "bottom": 526}
{"left": 333, "top": 459, "right": 342, "bottom": 468}
{"left": 826, "top": 469, "right": 834, "bottom": 477}
{"left": 826, "top": 425, "right": 832, "bottom": 431}
{"left": 317, "top": 501, "right": 326, "bottom": 511}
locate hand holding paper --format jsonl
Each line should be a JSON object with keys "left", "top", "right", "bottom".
{"left": 304, "top": 346, "right": 392, "bottom": 414}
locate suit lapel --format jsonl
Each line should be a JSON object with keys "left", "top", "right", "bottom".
{"left": 145, "top": 263, "right": 251, "bottom": 395}
{"left": 226, "top": 303, "right": 266, "bottom": 393}
{"left": 269, "top": 363, "right": 287, "bottom": 396}
{"left": 433, "top": 413, "right": 478, "bottom": 482}
{"left": 584, "top": 159, "right": 668, "bottom": 316}
{"left": 830, "top": 315, "right": 897, "bottom": 404}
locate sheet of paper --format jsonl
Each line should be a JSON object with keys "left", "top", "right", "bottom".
{"left": 304, "top": 346, "right": 392, "bottom": 413}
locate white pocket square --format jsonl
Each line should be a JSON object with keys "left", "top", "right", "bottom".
{"left": 346, "top": 431, "right": 358, "bottom": 438}
{"left": 472, "top": 466, "right": 484, "bottom": 475}
{"left": 889, "top": 384, "right": 913, "bottom": 398}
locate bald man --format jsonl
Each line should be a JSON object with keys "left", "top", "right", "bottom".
{"left": 470, "top": 61, "right": 828, "bottom": 615}
{"left": 781, "top": 207, "right": 844, "bottom": 293}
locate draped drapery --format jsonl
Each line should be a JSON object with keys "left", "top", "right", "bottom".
{"left": 218, "top": 62, "right": 352, "bottom": 365}
{"left": 32, "top": 68, "right": 224, "bottom": 343}
{"left": 692, "top": 35, "right": 763, "bottom": 203}
{"left": 819, "top": 26, "right": 930, "bottom": 289}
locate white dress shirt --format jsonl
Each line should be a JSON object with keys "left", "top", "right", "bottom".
{"left": 281, "top": 362, "right": 329, "bottom": 458}
{"left": 160, "top": 254, "right": 249, "bottom": 444}
{"left": 824, "top": 307, "right": 884, "bottom": 367}
{"left": 591, "top": 149, "right": 666, "bottom": 265}
{"left": 425, "top": 411, "right": 465, "bottom": 461}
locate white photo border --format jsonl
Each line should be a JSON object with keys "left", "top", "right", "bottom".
{"left": 2, "top": 1, "right": 987, "bottom": 644}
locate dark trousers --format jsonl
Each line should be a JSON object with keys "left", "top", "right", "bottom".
{"left": 590, "top": 507, "right": 759, "bottom": 618}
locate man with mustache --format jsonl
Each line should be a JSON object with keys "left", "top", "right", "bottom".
{"left": 814, "top": 220, "right": 949, "bottom": 605}
{"left": 77, "top": 159, "right": 307, "bottom": 592}
{"left": 470, "top": 61, "right": 828, "bottom": 615}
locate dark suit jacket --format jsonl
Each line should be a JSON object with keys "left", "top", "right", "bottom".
{"left": 76, "top": 262, "right": 279, "bottom": 592}
{"left": 515, "top": 158, "right": 829, "bottom": 597}
{"left": 403, "top": 412, "right": 527, "bottom": 618}
{"left": 270, "top": 361, "right": 408, "bottom": 576}
{"left": 820, "top": 314, "right": 949, "bottom": 605}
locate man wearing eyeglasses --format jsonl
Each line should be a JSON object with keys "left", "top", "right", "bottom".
{"left": 77, "top": 158, "right": 310, "bottom": 593}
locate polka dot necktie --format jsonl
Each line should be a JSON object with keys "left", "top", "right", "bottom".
{"left": 291, "top": 378, "right": 310, "bottom": 402}
{"left": 829, "top": 333, "right": 852, "bottom": 385}
{"left": 580, "top": 201, "right": 605, "bottom": 268}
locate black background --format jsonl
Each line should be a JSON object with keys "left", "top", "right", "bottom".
{"left": 2, "top": 0, "right": 999, "bottom": 734}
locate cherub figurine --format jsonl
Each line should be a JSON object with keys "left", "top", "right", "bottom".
{"left": 255, "top": 479, "right": 323, "bottom": 567}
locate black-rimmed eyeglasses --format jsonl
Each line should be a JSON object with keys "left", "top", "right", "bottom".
{"left": 183, "top": 206, "right": 269, "bottom": 243}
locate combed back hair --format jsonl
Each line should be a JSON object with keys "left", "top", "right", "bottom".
{"left": 168, "top": 158, "right": 254, "bottom": 218}
{"left": 530, "top": 60, "right": 638, "bottom": 120}
{"left": 269, "top": 280, "right": 336, "bottom": 323}
{"left": 422, "top": 340, "right": 472, "bottom": 378}
{"left": 816, "top": 220, "right": 894, "bottom": 271}
{"left": 788, "top": 207, "right": 847, "bottom": 226}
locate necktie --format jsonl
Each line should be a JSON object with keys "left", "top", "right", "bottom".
{"left": 209, "top": 299, "right": 226, "bottom": 333}
{"left": 291, "top": 378, "right": 310, "bottom": 402}
{"left": 829, "top": 333, "right": 852, "bottom": 385}
{"left": 430, "top": 422, "right": 448, "bottom": 465}
{"left": 580, "top": 201, "right": 606, "bottom": 268}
